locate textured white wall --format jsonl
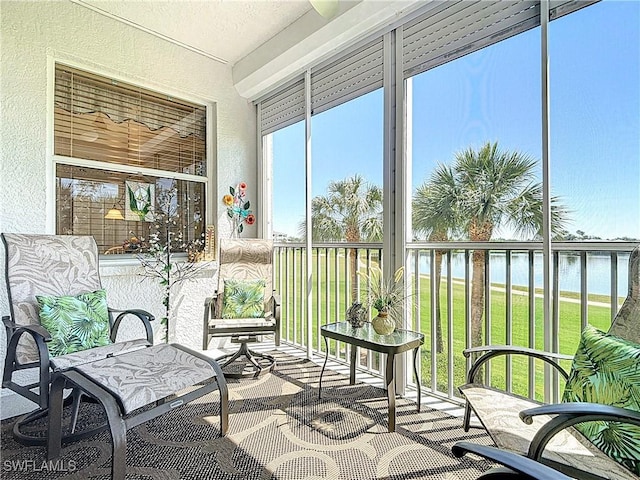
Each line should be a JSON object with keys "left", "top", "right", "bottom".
{"left": 0, "top": 0, "right": 257, "bottom": 375}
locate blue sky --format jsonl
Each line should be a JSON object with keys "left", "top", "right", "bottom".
{"left": 272, "top": 0, "right": 639, "bottom": 240}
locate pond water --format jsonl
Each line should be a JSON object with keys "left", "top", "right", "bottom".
{"left": 418, "top": 252, "right": 631, "bottom": 296}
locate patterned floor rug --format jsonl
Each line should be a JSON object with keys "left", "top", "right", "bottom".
{"left": 1, "top": 351, "right": 494, "bottom": 479}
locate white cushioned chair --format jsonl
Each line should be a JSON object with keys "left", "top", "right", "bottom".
{"left": 2, "top": 233, "right": 155, "bottom": 444}
{"left": 459, "top": 245, "right": 640, "bottom": 480}
{"left": 2, "top": 233, "right": 229, "bottom": 467}
{"left": 202, "top": 238, "right": 281, "bottom": 378}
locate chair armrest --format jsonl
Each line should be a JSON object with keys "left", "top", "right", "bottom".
{"left": 521, "top": 401, "right": 640, "bottom": 424}
{"left": 205, "top": 291, "right": 221, "bottom": 318}
{"left": 3, "top": 314, "right": 52, "bottom": 342}
{"left": 452, "top": 441, "right": 573, "bottom": 480}
{"left": 109, "top": 308, "right": 155, "bottom": 344}
{"left": 3, "top": 315, "right": 16, "bottom": 333}
{"left": 3, "top": 321, "right": 52, "bottom": 408}
{"left": 464, "top": 345, "right": 573, "bottom": 361}
{"left": 269, "top": 294, "right": 281, "bottom": 346}
{"left": 270, "top": 294, "right": 281, "bottom": 317}
{"left": 463, "top": 345, "right": 572, "bottom": 384}
{"left": 9, "top": 323, "right": 52, "bottom": 343}
{"left": 521, "top": 402, "right": 640, "bottom": 461}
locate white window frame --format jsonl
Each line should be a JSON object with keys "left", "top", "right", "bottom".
{"left": 46, "top": 56, "right": 215, "bottom": 260}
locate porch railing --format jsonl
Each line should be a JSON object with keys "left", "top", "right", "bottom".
{"left": 273, "top": 241, "right": 638, "bottom": 404}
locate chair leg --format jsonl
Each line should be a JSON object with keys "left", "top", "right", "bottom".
{"left": 47, "top": 374, "right": 66, "bottom": 461}
{"left": 463, "top": 402, "right": 472, "bottom": 431}
{"left": 14, "top": 392, "right": 106, "bottom": 446}
{"left": 216, "top": 342, "right": 276, "bottom": 378}
{"left": 69, "top": 388, "right": 84, "bottom": 433}
{"left": 102, "top": 397, "right": 127, "bottom": 480}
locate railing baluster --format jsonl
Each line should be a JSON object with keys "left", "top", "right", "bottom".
{"left": 551, "top": 250, "right": 561, "bottom": 403}
{"left": 412, "top": 250, "right": 421, "bottom": 387}
{"left": 324, "top": 247, "right": 330, "bottom": 350}
{"left": 464, "top": 249, "right": 472, "bottom": 376}
{"left": 293, "top": 247, "right": 299, "bottom": 346}
{"left": 333, "top": 248, "right": 340, "bottom": 358}
{"left": 429, "top": 249, "right": 437, "bottom": 393}
{"left": 447, "top": 250, "right": 454, "bottom": 399}
{"left": 528, "top": 250, "right": 536, "bottom": 400}
{"left": 506, "top": 250, "right": 512, "bottom": 394}
{"left": 580, "top": 251, "right": 588, "bottom": 329}
{"left": 285, "top": 247, "right": 291, "bottom": 343}
{"left": 484, "top": 251, "right": 491, "bottom": 385}
{"left": 611, "top": 251, "right": 619, "bottom": 324}
{"left": 315, "top": 247, "right": 321, "bottom": 353}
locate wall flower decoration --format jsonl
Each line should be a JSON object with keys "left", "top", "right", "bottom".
{"left": 223, "top": 183, "right": 253, "bottom": 237}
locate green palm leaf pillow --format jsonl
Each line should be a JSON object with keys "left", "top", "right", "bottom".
{"left": 36, "top": 289, "right": 112, "bottom": 357}
{"left": 562, "top": 324, "right": 640, "bottom": 475}
{"left": 221, "top": 279, "right": 265, "bottom": 319}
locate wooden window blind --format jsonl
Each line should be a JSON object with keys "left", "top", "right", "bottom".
{"left": 54, "top": 64, "right": 206, "bottom": 176}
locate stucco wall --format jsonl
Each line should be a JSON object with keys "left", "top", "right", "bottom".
{"left": 0, "top": 0, "right": 256, "bottom": 377}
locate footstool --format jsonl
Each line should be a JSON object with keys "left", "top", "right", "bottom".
{"left": 47, "top": 343, "right": 229, "bottom": 480}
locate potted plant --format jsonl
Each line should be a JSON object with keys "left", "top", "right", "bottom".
{"left": 359, "top": 266, "right": 406, "bottom": 335}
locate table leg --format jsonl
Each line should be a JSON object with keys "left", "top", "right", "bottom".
{"left": 385, "top": 353, "right": 396, "bottom": 432}
{"left": 413, "top": 346, "right": 421, "bottom": 412}
{"left": 319, "top": 335, "right": 329, "bottom": 399}
{"left": 350, "top": 344, "right": 357, "bottom": 385}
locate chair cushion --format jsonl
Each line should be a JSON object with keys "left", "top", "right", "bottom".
{"left": 460, "top": 384, "right": 638, "bottom": 480}
{"left": 562, "top": 324, "right": 640, "bottom": 475}
{"left": 72, "top": 344, "right": 217, "bottom": 414}
{"left": 221, "top": 279, "right": 265, "bottom": 319}
{"left": 36, "top": 289, "right": 112, "bottom": 357}
{"left": 50, "top": 338, "right": 150, "bottom": 371}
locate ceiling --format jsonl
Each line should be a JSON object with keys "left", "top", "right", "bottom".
{"left": 74, "top": 0, "right": 316, "bottom": 65}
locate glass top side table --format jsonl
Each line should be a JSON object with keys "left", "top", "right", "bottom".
{"left": 319, "top": 321, "right": 424, "bottom": 432}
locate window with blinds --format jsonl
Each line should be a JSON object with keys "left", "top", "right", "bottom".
{"left": 54, "top": 64, "right": 206, "bottom": 175}
{"left": 54, "top": 63, "right": 208, "bottom": 255}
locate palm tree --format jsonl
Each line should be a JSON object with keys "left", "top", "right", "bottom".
{"left": 414, "top": 142, "right": 570, "bottom": 348}
{"left": 412, "top": 166, "right": 462, "bottom": 353}
{"left": 301, "top": 174, "right": 383, "bottom": 301}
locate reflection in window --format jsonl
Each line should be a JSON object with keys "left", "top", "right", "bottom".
{"left": 54, "top": 64, "right": 208, "bottom": 255}
{"left": 57, "top": 165, "right": 204, "bottom": 255}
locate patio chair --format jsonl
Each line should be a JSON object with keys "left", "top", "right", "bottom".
{"left": 459, "top": 245, "right": 640, "bottom": 480}
{"left": 202, "top": 238, "right": 280, "bottom": 378}
{"left": 452, "top": 441, "right": 573, "bottom": 479}
{"left": 2, "top": 233, "right": 228, "bottom": 463}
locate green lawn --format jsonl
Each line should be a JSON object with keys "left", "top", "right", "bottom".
{"left": 274, "top": 248, "right": 617, "bottom": 401}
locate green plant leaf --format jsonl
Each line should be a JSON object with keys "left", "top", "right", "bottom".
{"left": 128, "top": 185, "right": 138, "bottom": 212}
